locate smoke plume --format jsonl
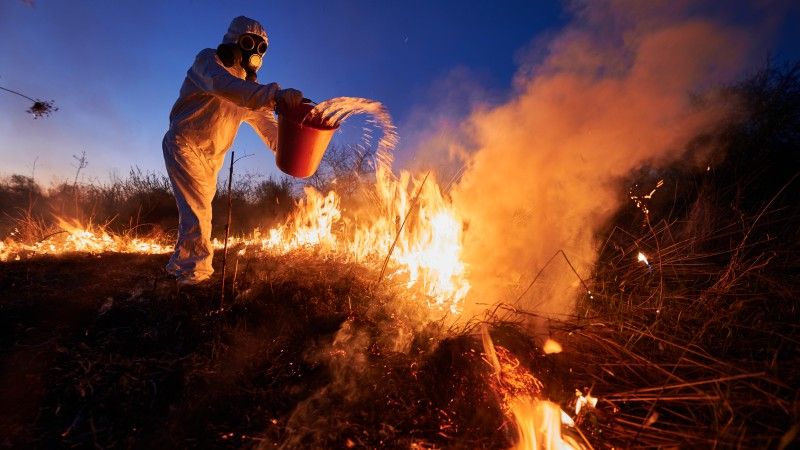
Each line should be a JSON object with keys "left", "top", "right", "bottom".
{"left": 448, "top": 0, "right": 762, "bottom": 316}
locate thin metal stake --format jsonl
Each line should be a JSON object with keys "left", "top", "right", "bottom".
{"left": 220, "top": 150, "right": 235, "bottom": 308}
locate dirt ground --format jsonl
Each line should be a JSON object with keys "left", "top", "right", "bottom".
{"left": 0, "top": 252, "right": 523, "bottom": 449}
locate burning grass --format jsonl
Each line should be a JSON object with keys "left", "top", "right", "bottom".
{"left": 552, "top": 62, "right": 800, "bottom": 448}
{"left": 3, "top": 213, "right": 794, "bottom": 449}
{"left": 0, "top": 168, "right": 296, "bottom": 246}
{"left": 1, "top": 64, "right": 798, "bottom": 449}
{"left": 0, "top": 222, "right": 797, "bottom": 448}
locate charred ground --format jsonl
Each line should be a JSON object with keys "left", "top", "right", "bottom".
{"left": 0, "top": 253, "right": 556, "bottom": 449}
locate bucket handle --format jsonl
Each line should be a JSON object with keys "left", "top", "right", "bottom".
{"left": 276, "top": 97, "right": 316, "bottom": 116}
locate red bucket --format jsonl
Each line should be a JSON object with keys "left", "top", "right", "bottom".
{"left": 276, "top": 101, "right": 338, "bottom": 178}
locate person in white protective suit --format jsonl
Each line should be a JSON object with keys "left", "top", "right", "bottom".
{"left": 163, "top": 16, "right": 303, "bottom": 285}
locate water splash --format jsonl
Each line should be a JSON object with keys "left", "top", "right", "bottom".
{"left": 305, "top": 97, "right": 399, "bottom": 170}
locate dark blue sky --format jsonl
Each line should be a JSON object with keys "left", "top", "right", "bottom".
{"left": 0, "top": 0, "right": 797, "bottom": 182}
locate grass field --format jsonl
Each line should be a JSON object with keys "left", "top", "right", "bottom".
{"left": 1, "top": 64, "right": 799, "bottom": 448}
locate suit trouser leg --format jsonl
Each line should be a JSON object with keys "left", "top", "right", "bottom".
{"left": 163, "top": 139, "right": 217, "bottom": 281}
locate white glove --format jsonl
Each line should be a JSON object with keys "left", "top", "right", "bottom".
{"left": 277, "top": 88, "right": 304, "bottom": 110}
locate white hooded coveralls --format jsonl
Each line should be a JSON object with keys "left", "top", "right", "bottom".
{"left": 163, "top": 16, "right": 279, "bottom": 282}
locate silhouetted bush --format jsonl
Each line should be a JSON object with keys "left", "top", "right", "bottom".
{"left": 0, "top": 168, "right": 298, "bottom": 242}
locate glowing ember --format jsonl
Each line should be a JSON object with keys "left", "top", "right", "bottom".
{"left": 637, "top": 251, "right": 650, "bottom": 266}
{"left": 574, "top": 390, "right": 598, "bottom": 416}
{"left": 629, "top": 179, "right": 665, "bottom": 216}
{"left": 543, "top": 339, "right": 563, "bottom": 355}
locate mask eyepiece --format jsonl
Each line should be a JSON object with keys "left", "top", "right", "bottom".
{"left": 238, "top": 34, "right": 267, "bottom": 55}
{"left": 238, "top": 34, "right": 255, "bottom": 51}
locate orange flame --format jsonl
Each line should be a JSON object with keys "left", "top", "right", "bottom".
{"left": 2, "top": 167, "right": 470, "bottom": 313}
{"left": 510, "top": 399, "right": 582, "bottom": 450}
{"left": 480, "top": 326, "right": 582, "bottom": 450}
{"left": 1, "top": 217, "right": 172, "bottom": 261}
{"left": 257, "top": 187, "right": 341, "bottom": 252}
{"left": 236, "top": 166, "right": 470, "bottom": 312}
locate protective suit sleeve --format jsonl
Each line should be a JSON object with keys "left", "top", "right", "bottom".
{"left": 187, "top": 49, "right": 280, "bottom": 111}
{"left": 243, "top": 110, "right": 279, "bottom": 153}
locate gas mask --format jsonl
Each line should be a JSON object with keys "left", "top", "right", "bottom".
{"left": 216, "top": 33, "right": 268, "bottom": 82}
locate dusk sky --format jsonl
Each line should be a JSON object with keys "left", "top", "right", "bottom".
{"left": 0, "top": 0, "right": 797, "bottom": 184}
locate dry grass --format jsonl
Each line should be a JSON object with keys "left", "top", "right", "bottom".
{"left": 0, "top": 168, "right": 296, "bottom": 243}
{"left": 0, "top": 63, "right": 798, "bottom": 449}
{"left": 468, "top": 62, "right": 800, "bottom": 449}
